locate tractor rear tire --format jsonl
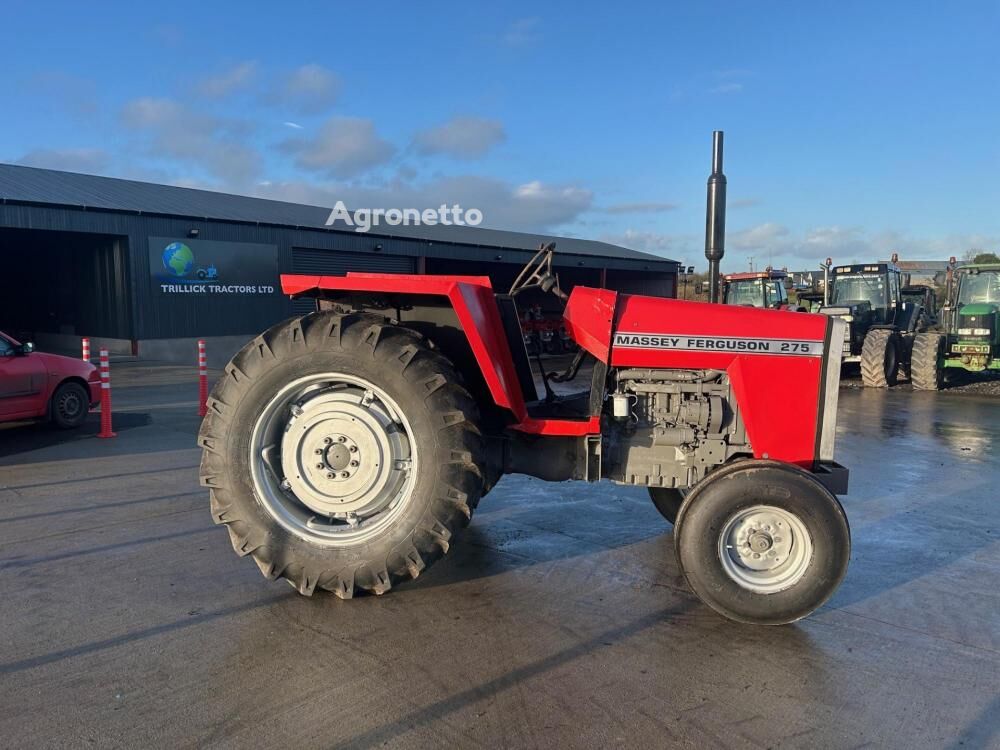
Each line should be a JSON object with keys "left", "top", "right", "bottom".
{"left": 648, "top": 487, "right": 686, "bottom": 524}
{"left": 198, "top": 311, "right": 484, "bottom": 598}
{"left": 860, "top": 328, "right": 899, "bottom": 387}
{"left": 674, "top": 460, "right": 850, "bottom": 625}
{"left": 911, "top": 332, "right": 944, "bottom": 391}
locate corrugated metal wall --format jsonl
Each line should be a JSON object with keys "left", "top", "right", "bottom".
{"left": 0, "top": 203, "right": 677, "bottom": 341}
{"left": 289, "top": 248, "right": 415, "bottom": 315}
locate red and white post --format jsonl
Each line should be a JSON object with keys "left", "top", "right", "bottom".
{"left": 198, "top": 339, "right": 208, "bottom": 417}
{"left": 81, "top": 337, "right": 90, "bottom": 362}
{"left": 97, "top": 348, "right": 116, "bottom": 438}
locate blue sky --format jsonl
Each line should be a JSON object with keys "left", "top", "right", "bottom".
{"left": 2, "top": 1, "right": 998, "bottom": 271}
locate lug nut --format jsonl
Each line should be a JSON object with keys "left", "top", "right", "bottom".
{"left": 316, "top": 463, "right": 325, "bottom": 469}
{"left": 314, "top": 448, "right": 323, "bottom": 455}
{"left": 323, "top": 437, "right": 332, "bottom": 445}
{"left": 349, "top": 460, "right": 359, "bottom": 467}
{"left": 349, "top": 445, "right": 358, "bottom": 453}
{"left": 337, "top": 436, "right": 347, "bottom": 443}
{"left": 327, "top": 472, "right": 336, "bottom": 479}
{"left": 340, "top": 471, "right": 350, "bottom": 478}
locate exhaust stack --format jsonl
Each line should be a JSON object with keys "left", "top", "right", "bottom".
{"left": 704, "top": 131, "right": 727, "bottom": 303}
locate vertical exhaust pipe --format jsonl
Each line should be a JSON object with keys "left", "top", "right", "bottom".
{"left": 704, "top": 131, "right": 727, "bottom": 303}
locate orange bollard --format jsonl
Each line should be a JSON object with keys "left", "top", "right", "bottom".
{"left": 82, "top": 337, "right": 90, "bottom": 362}
{"left": 198, "top": 339, "right": 208, "bottom": 417}
{"left": 97, "top": 348, "right": 116, "bottom": 438}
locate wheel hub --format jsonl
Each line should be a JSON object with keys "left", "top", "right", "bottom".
{"left": 281, "top": 389, "right": 411, "bottom": 518}
{"left": 718, "top": 505, "right": 812, "bottom": 593}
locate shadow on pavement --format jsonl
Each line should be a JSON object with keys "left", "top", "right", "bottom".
{"left": 0, "top": 412, "right": 152, "bottom": 460}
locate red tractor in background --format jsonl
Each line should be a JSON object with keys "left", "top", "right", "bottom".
{"left": 721, "top": 268, "right": 806, "bottom": 311}
{"left": 199, "top": 244, "right": 851, "bottom": 625}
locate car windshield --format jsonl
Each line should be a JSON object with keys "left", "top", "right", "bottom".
{"left": 831, "top": 273, "right": 886, "bottom": 306}
{"left": 957, "top": 272, "right": 1000, "bottom": 305}
{"left": 725, "top": 279, "right": 764, "bottom": 306}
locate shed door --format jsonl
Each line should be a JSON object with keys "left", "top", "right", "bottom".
{"left": 289, "top": 248, "right": 416, "bottom": 315}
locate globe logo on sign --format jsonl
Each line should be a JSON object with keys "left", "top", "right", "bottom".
{"left": 162, "top": 242, "right": 195, "bottom": 277}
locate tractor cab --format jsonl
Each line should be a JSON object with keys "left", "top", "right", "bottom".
{"left": 946, "top": 264, "right": 1000, "bottom": 368}
{"left": 721, "top": 269, "right": 796, "bottom": 309}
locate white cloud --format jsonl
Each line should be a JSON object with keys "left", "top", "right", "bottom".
{"left": 280, "top": 116, "right": 395, "bottom": 178}
{"left": 283, "top": 121, "right": 304, "bottom": 130}
{"left": 602, "top": 201, "right": 678, "bottom": 215}
{"left": 268, "top": 63, "right": 341, "bottom": 115}
{"left": 120, "top": 97, "right": 260, "bottom": 184}
{"left": 197, "top": 61, "right": 257, "bottom": 97}
{"left": 502, "top": 17, "right": 541, "bottom": 46}
{"left": 254, "top": 174, "right": 593, "bottom": 233}
{"left": 15, "top": 147, "right": 110, "bottom": 173}
{"left": 709, "top": 82, "right": 743, "bottom": 94}
{"left": 412, "top": 116, "right": 506, "bottom": 159}
{"left": 730, "top": 222, "right": 790, "bottom": 249}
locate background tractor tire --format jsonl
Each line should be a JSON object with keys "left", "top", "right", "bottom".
{"left": 674, "top": 460, "right": 850, "bottom": 625}
{"left": 911, "top": 332, "right": 944, "bottom": 391}
{"left": 50, "top": 381, "right": 89, "bottom": 429}
{"left": 648, "top": 487, "right": 686, "bottom": 524}
{"left": 860, "top": 328, "right": 899, "bottom": 387}
{"left": 198, "top": 311, "right": 484, "bottom": 598}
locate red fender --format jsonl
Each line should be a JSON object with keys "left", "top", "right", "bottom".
{"left": 282, "top": 272, "right": 532, "bottom": 424}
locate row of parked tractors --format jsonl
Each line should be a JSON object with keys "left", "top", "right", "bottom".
{"left": 718, "top": 256, "right": 1000, "bottom": 389}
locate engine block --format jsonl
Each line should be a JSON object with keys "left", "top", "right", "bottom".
{"left": 604, "top": 368, "right": 751, "bottom": 489}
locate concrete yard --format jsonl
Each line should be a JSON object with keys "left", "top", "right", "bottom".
{"left": 1, "top": 361, "right": 998, "bottom": 748}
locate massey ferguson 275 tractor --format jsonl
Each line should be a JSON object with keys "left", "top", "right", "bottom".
{"left": 198, "top": 246, "right": 850, "bottom": 625}
{"left": 197, "top": 134, "right": 851, "bottom": 625}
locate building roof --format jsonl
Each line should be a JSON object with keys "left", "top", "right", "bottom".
{"left": 0, "top": 163, "right": 675, "bottom": 266}
{"left": 890, "top": 260, "right": 952, "bottom": 271}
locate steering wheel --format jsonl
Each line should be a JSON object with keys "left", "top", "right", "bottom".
{"left": 508, "top": 242, "right": 566, "bottom": 299}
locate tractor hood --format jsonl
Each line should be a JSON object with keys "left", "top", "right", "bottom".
{"left": 958, "top": 303, "right": 999, "bottom": 317}
{"left": 818, "top": 301, "right": 872, "bottom": 319}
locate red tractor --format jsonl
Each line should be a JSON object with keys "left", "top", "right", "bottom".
{"left": 199, "top": 246, "right": 850, "bottom": 625}
{"left": 721, "top": 268, "right": 806, "bottom": 311}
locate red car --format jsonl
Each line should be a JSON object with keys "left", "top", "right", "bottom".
{"left": 0, "top": 332, "right": 100, "bottom": 429}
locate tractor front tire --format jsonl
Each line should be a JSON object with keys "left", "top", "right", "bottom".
{"left": 648, "top": 487, "right": 686, "bottom": 524}
{"left": 198, "top": 311, "right": 484, "bottom": 597}
{"left": 674, "top": 460, "right": 850, "bottom": 625}
{"left": 911, "top": 332, "right": 944, "bottom": 391}
{"left": 860, "top": 328, "right": 899, "bottom": 387}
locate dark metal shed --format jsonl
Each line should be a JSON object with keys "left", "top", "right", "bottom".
{"left": 0, "top": 163, "right": 678, "bottom": 362}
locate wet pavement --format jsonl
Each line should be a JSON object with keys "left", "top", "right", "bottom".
{"left": 0, "top": 362, "right": 998, "bottom": 748}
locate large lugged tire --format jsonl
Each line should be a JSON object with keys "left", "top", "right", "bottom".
{"left": 674, "top": 460, "right": 850, "bottom": 625}
{"left": 860, "top": 328, "right": 899, "bottom": 387}
{"left": 198, "top": 311, "right": 484, "bottom": 597}
{"left": 911, "top": 332, "right": 944, "bottom": 391}
{"left": 648, "top": 487, "right": 686, "bottom": 524}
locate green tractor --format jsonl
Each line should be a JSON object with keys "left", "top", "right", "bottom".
{"left": 911, "top": 261, "right": 1000, "bottom": 390}
{"left": 818, "top": 254, "right": 928, "bottom": 387}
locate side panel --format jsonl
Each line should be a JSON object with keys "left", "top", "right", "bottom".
{"left": 611, "top": 294, "right": 830, "bottom": 466}
{"left": 562, "top": 286, "right": 617, "bottom": 361}
{"left": 281, "top": 273, "right": 528, "bottom": 422}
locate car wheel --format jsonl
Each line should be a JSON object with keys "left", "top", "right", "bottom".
{"left": 51, "top": 382, "right": 89, "bottom": 429}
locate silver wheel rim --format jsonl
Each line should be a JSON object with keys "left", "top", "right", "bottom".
{"left": 249, "top": 373, "right": 417, "bottom": 546}
{"left": 718, "top": 505, "right": 812, "bottom": 594}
